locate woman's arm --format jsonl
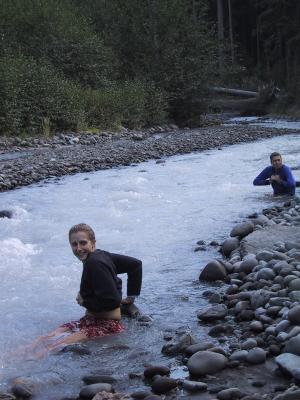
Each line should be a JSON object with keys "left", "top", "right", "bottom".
{"left": 109, "top": 253, "right": 142, "bottom": 299}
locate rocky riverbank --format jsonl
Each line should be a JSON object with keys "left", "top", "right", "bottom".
{"left": 0, "top": 123, "right": 298, "bottom": 192}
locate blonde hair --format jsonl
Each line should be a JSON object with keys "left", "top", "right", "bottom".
{"left": 69, "top": 223, "right": 96, "bottom": 242}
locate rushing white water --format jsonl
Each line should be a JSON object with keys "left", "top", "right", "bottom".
{"left": 0, "top": 126, "right": 300, "bottom": 398}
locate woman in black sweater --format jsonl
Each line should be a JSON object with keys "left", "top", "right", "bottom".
{"left": 25, "top": 223, "right": 142, "bottom": 357}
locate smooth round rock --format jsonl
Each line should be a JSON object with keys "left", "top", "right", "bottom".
{"left": 144, "top": 366, "right": 170, "bottom": 379}
{"left": 283, "top": 334, "right": 300, "bottom": 356}
{"left": 199, "top": 260, "right": 227, "bottom": 282}
{"left": 230, "top": 222, "right": 254, "bottom": 238}
{"left": 151, "top": 377, "right": 177, "bottom": 395}
{"left": 187, "top": 350, "right": 227, "bottom": 377}
{"left": 288, "top": 305, "right": 300, "bottom": 325}
{"left": 222, "top": 238, "right": 240, "bottom": 257}
{"left": 217, "top": 387, "right": 243, "bottom": 400}
{"left": 79, "top": 383, "right": 112, "bottom": 399}
{"left": 197, "top": 304, "right": 228, "bottom": 321}
{"left": 181, "top": 380, "right": 207, "bottom": 392}
{"left": 246, "top": 348, "right": 267, "bottom": 364}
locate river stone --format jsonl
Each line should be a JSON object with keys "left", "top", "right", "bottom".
{"left": 181, "top": 380, "right": 207, "bottom": 392}
{"left": 144, "top": 396, "right": 161, "bottom": 400}
{"left": 229, "top": 350, "right": 248, "bottom": 362}
{"left": 187, "top": 350, "right": 227, "bottom": 377}
{"left": 222, "top": 238, "right": 240, "bottom": 256}
{"left": 256, "top": 267, "right": 275, "bottom": 280}
{"left": 289, "top": 291, "right": 300, "bottom": 302}
{"left": 273, "top": 389, "right": 300, "bottom": 400}
{"left": 0, "top": 210, "right": 12, "bottom": 218}
{"left": 185, "top": 342, "right": 214, "bottom": 356}
{"left": 79, "top": 383, "right": 113, "bottom": 399}
{"left": 144, "top": 365, "right": 170, "bottom": 379}
{"left": 246, "top": 348, "right": 266, "bottom": 364}
{"left": 199, "top": 260, "right": 227, "bottom": 281}
{"left": 197, "top": 304, "right": 228, "bottom": 321}
{"left": 0, "top": 395, "right": 16, "bottom": 400}
{"left": 276, "top": 353, "right": 300, "bottom": 379}
{"left": 239, "top": 257, "right": 258, "bottom": 274}
{"left": 241, "top": 339, "right": 257, "bottom": 350}
{"left": 230, "top": 222, "right": 254, "bottom": 238}
{"left": 288, "top": 305, "right": 300, "bottom": 324}
{"left": 130, "top": 390, "right": 152, "bottom": 399}
{"left": 249, "top": 320, "right": 264, "bottom": 332}
{"left": 83, "top": 375, "right": 117, "bottom": 385}
{"left": 283, "top": 334, "right": 300, "bottom": 356}
{"left": 11, "top": 384, "right": 32, "bottom": 399}
{"left": 286, "top": 241, "right": 300, "bottom": 251}
{"left": 217, "top": 388, "right": 243, "bottom": 400}
{"left": 151, "top": 377, "right": 177, "bottom": 394}
{"left": 289, "top": 280, "right": 300, "bottom": 293}
{"left": 256, "top": 250, "right": 274, "bottom": 262}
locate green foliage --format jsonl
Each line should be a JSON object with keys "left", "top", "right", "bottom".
{"left": 84, "top": 81, "right": 167, "bottom": 130}
{"left": 0, "top": 55, "right": 85, "bottom": 134}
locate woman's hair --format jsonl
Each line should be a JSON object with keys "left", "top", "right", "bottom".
{"left": 69, "top": 223, "right": 96, "bottom": 242}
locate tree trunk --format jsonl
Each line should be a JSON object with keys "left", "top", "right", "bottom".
{"left": 217, "top": 0, "right": 224, "bottom": 73}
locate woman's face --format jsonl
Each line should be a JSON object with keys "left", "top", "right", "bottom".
{"left": 69, "top": 231, "right": 95, "bottom": 261}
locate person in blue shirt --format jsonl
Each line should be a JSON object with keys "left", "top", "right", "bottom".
{"left": 253, "top": 152, "right": 296, "bottom": 196}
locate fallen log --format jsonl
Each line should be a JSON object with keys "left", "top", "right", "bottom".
{"left": 210, "top": 87, "right": 258, "bottom": 97}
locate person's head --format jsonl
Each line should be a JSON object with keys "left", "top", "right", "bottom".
{"left": 69, "top": 223, "right": 96, "bottom": 261}
{"left": 270, "top": 152, "right": 282, "bottom": 170}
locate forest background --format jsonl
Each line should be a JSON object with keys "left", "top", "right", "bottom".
{"left": 0, "top": 0, "right": 299, "bottom": 136}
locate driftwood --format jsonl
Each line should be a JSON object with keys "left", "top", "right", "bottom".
{"left": 209, "top": 84, "right": 279, "bottom": 116}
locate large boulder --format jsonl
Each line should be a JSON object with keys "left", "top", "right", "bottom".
{"left": 230, "top": 222, "right": 254, "bottom": 238}
{"left": 187, "top": 350, "right": 227, "bottom": 377}
{"left": 199, "top": 260, "right": 227, "bottom": 282}
{"left": 283, "top": 335, "right": 300, "bottom": 356}
{"left": 276, "top": 353, "right": 300, "bottom": 380}
{"left": 0, "top": 210, "right": 13, "bottom": 219}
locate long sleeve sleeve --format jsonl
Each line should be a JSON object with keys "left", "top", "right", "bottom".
{"left": 281, "top": 165, "right": 296, "bottom": 189}
{"left": 109, "top": 253, "right": 142, "bottom": 297}
{"left": 253, "top": 167, "right": 272, "bottom": 186}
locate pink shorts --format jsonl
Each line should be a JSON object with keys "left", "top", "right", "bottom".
{"left": 61, "top": 315, "right": 124, "bottom": 338}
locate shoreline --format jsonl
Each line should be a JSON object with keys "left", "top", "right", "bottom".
{"left": 0, "top": 124, "right": 299, "bottom": 192}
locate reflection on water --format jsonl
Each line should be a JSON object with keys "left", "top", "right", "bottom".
{"left": 0, "top": 131, "right": 300, "bottom": 398}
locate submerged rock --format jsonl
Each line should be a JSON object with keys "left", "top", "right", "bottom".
{"left": 199, "top": 260, "right": 227, "bottom": 281}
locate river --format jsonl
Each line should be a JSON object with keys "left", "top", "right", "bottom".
{"left": 0, "top": 119, "right": 300, "bottom": 398}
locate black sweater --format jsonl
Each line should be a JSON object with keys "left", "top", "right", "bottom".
{"left": 80, "top": 249, "right": 142, "bottom": 313}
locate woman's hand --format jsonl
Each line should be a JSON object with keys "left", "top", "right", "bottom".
{"left": 121, "top": 296, "right": 135, "bottom": 305}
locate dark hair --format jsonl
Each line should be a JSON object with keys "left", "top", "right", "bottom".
{"left": 270, "top": 152, "right": 282, "bottom": 162}
{"left": 69, "top": 223, "right": 96, "bottom": 242}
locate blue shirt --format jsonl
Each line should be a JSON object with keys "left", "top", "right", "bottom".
{"left": 253, "top": 164, "right": 296, "bottom": 195}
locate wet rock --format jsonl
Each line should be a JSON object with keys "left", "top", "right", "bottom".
{"left": 216, "top": 387, "right": 243, "bottom": 399}
{"left": 249, "top": 320, "right": 264, "bottom": 332}
{"left": 239, "top": 257, "right": 258, "bottom": 274}
{"left": 230, "top": 222, "right": 254, "bottom": 238}
{"left": 288, "top": 305, "right": 300, "bottom": 325}
{"left": 11, "top": 384, "right": 32, "bottom": 399}
{"left": 151, "top": 377, "right": 177, "bottom": 394}
{"left": 283, "top": 335, "right": 300, "bottom": 356}
{"left": 82, "top": 375, "right": 117, "bottom": 385}
{"left": 143, "top": 366, "right": 170, "bottom": 379}
{"left": 197, "top": 304, "right": 228, "bottom": 321}
{"left": 256, "top": 267, "right": 276, "bottom": 280}
{"left": 61, "top": 344, "right": 91, "bottom": 355}
{"left": 199, "top": 260, "right": 227, "bottom": 281}
{"left": 79, "top": 383, "right": 113, "bottom": 399}
{"left": 180, "top": 380, "right": 207, "bottom": 392}
{"left": 187, "top": 350, "right": 227, "bottom": 377}
{"left": 246, "top": 348, "right": 266, "bottom": 364}
{"left": 161, "top": 333, "right": 196, "bottom": 356}
{"left": 222, "top": 238, "right": 240, "bottom": 257}
{"left": 276, "top": 353, "right": 300, "bottom": 379}
{"left": 185, "top": 342, "right": 214, "bottom": 356}
{"left": 0, "top": 394, "right": 16, "bottom": 400}
{"left": 0, "top": 210, "right": 12, "bottom": 218}
{"left": 273, "top": 388, "right": 300, "bottom": 400}
{"left": 256, "top": 250, "right": 274, "bottom": 262}
{"left": 143, "top": 395, "right": 162, "bottom": 400}
{"left": 241, "top": 338, "right": 257, "bottom": 350}
{"left": 229, "top": 350, "right": 248, "bottom": 362}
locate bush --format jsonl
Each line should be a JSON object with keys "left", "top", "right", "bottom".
{"left": 84, "top": 80, "right": 167, "bottom": 130}
{"left": 0, "top": 55, "right": 85, "bottom": 134}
